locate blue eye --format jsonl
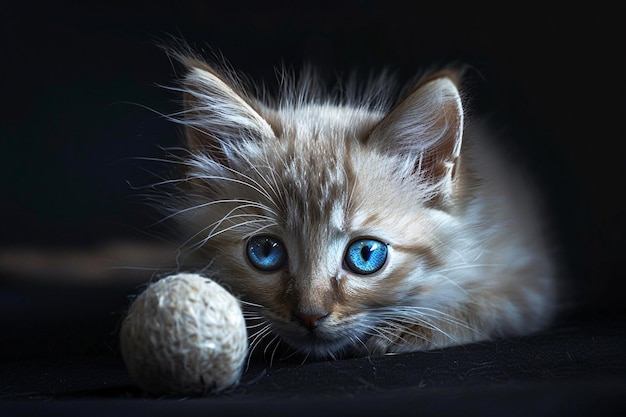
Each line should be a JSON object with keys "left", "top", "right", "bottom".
{"left": 247, "top": 235, "right": 288, "bottom": 272}
{"left": 344, "top": 238, "right": 388, "bottom": 275}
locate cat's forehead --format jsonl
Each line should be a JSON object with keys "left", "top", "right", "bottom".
{"left": 265, "top": 104, "right": 383, "bottom": 145}
{"left": 275, "top": 147, "right": 351, "bottom": 230}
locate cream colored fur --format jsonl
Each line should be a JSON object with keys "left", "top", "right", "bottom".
{"left": 160, "top": 54, "right": 558, "bottom": 360}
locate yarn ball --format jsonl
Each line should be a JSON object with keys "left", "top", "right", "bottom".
{"left": 120, "top": 273, "right": 248, "bottom": 396}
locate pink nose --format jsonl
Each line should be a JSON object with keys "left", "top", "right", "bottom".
{"left": 294, "top": 312, "right": 328, "bottom": 330}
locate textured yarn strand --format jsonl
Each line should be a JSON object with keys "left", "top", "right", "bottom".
{"left": 120, "top": 273, "right": 248, "bottom": 396}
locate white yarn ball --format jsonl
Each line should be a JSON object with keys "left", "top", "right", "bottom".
{"left": 120, "top": 273, "right": 248, "bottom": 396}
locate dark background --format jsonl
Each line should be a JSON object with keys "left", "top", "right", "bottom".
{"left": 1, "top": 2, "right": 623, "bottom": 315}
{"left": 1, "top": 3, "right": 625, "bottom": 416}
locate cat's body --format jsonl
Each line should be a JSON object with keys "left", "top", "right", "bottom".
{"left": 162, "top": 54, "right": 558, "bottom": 360}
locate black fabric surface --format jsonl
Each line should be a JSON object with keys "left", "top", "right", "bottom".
{"left": 1, "top": 278, "right": 625, "bottom": 416}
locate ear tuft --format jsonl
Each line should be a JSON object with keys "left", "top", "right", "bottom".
{"left": 180, "top": 59, "right": 276, "bottom": 162}
{"left": 368, "top": 73, "right": 464, "bottom": 199}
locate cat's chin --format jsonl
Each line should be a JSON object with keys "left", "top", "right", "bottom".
{"left": 277, "top": 327, "right": 362, "bottom": 360}
{"left": 286, "top": 338, "right": 356, "bottom": 360}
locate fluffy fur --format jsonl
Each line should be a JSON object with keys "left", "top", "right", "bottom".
{"left": 155, "top": 52, "right": 558, "bottom": 360}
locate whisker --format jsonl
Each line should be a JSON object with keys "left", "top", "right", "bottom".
{"left": 244, "top": 321, "right": 268, "bottom": 330}
{"left": 240, "top": 300, "right": 265, "bottom": 309}
{"left": 278, "top": 347, "right": 300, "bottom": 361}
{"left": 366, "top": 304, "right": 489, "bottom": 351}
{"left": 179, "top": 209, "right": 275, "bottom": 252}
{"left": 264, "top": 334, "right": 281, "bottom": 368}
{"left": 351, "top": 334, "right": 369, "bottom": 356}
{"left": 235, "top": 151, "right": 281, "bottom": 202}
{"left": 155, "top": 198, "right": 276, "bottom": 226}
{"left": 269, "top": 337, "right": 283, "bottom": 368}
{"left": 246, "top": 323, "right": 273, "bottom": 371}
{"left": 183, "top": 218, "right": 275, "bottom": 254}
{"left": 299, "top": 350, "right": 311, "bottom": 366}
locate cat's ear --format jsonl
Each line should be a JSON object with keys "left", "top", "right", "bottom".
{"left": 180, "top": 59, "right": 276, "bottom": 161}
{"left": 368, "top": 72, "right": 464, "bottom": 199}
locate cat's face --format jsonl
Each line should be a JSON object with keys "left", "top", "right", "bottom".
{"left": 184, "top": 115, "right": 458, "bottom": 358}
{"left": 171, "top": 57, "right": 471, "bottom": 359}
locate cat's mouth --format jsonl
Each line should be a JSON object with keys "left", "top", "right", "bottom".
{"left": 273, "top": 322, "right": 364, "bottom": 360}
{"left": 248, "top": 309, "right": 368, "bottom": 359}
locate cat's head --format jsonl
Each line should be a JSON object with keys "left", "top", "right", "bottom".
{"left": 170, "top": 57, "right": 466, "bottom": 359}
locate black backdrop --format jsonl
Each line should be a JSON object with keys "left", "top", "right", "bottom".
{"left": 0, "top": 1, "right": 624, "bottom": 309}
{"left": 2, "top": 2, "right": 623, "bottom": 315}
{"left": 1, "top": 3, "right": 626, "bottom": 416}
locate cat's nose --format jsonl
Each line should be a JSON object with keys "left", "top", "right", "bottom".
{"left": 293, "top": 311, "right": 329, "bottom": 330}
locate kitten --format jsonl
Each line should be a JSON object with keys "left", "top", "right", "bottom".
{"left": 159, "top": 53, "right": 558, "bottom": 360}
